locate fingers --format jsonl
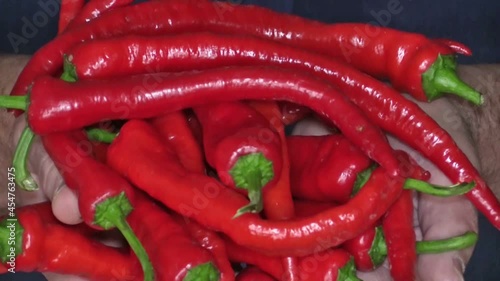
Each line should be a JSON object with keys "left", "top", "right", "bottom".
{"left": 291, "top": 117, "right": 332, "bottom": 136}
{"left": 43, "top": 272, "right": 90, "bottom": 281}
{"left": 11, "top": 115, "right": 82, "bottom": 224}
{"left": 357, "top": 263, "right": 392, "bottom": 281}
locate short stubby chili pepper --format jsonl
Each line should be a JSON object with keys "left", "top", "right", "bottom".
{"left": 343, "top": 225, "right": 478, "bottom": 272}
{"left": 41, "top": 130, "right": 154, "bottom": 280}
{"left": 224, "top": 235, "right": 361, "bottom": 281}
{"left": 286, "top": 136, "right": 472, "bottom": 202}
{"left": 127, "top": 194, "right": 221, "bottom": 281}
{"left": 287, "top": 135, "right": 371, "bottom": 203}
{"left": 58, "top": 0, "right": 85, "bottom": 34}
{"left": 150, "top": 111, "right": 206, "bottom": 174}
{"left": 382, "top": 190, "right": 417, "bottom": 281}
{"left": 2, "top": 67, "right": 401, "bottom": 178}
{"left": 193, "top": 101, "right": 285, "bottom": 216}
{"left": 172, "top": 215, "right": 235, "bottom": 281}
{"left": 0, "top": 204, "right": 140, "bottom": 280}
{"left": 106, "top": 119, "right": 403, "bottom": 257}
{"left": 58, "top": 32, "right": 500, "bottom": 228}
{"left": 236, "top": 267, "right": 277, "bottom": 281}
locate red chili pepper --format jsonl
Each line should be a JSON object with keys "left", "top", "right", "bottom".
{"left": 224, "top": 235, "right": 360, "bottom": 281}
{"left": 246, "top": 101, "right": 298, "bottom": 281}
{"left": 236, "top": 267, "right": 277, "bottom": 281}
{"left": 382, "top": 190, "right": 417, "bottom": 281}
{"left": 278, "top": 102, "right": 311, "bottom": 126}
{"left": 172, "top": 215, "right": 235, "bottom": 281}
{"left": 127, "top": 195, "right": 221, "bottom": 281}
{"left": 0, "top": 204, "right": 140, "bottom": 280}
{"left": 287, "top": 135, "right": 371, "bottom": 203}
{"left": 343, "top": 225, "right": 479, "bottom": 272}
{"left": 58, "top": 0, "right": 85, "bottom": 34}
{"left": 193, "top": 102, "right": 285, "bottom": 216}
{"left": 150, "top": 111, "right": 206, "bottom": 174}
{"left": 106, "top": 119, "right": 403, "bottom": 256}
{"left": 57, "top": 32, "right": 500, "bottom": 228}
{"left": 41, "top": 130, "right": 154, "bottom": 280}
{"left": 66, "top": 0, "right": 134, "bottom": 31}
{"left": 3, "top": 67, "right": 400, "bottom": 177}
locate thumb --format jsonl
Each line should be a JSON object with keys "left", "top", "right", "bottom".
{"left": 11, "top": 116, "right": 82, "bottom": 225}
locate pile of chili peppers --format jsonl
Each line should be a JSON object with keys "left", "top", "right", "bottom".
{"left": 1, "top": 0, "right": 499, "bottom": 280}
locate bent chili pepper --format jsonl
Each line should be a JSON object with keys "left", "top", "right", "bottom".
{"left": 0, "top": 204, "right": 140, "bottom": 280}
{"left": 41, "top": 130, "right": 154, "bottom": 280}
{"left": 193, "top": 102, "right": 284, "bottom": 216}
{"left": 150, "top": 111, "right": 206, "bottom": 174}
{"left": 2, "top": 67, "right": 400, "bottom": 177}
{"left": 58, "top": 0, "right": 85, "bottom": 34}
{"left": 65, "top": 0, "right": 134, "bottom": 31}
{"left": 106, "top": 119, "right": 403, "bottom": 257}
{"left": 236, "top": 267, "right": 277, "bottom": 281}
{"left": 128, "top": 194, "right": 221, "bottom": 281}
{"left": 224, "top": 235, "right": 360, "bottom": 281}
{"left": 382, "top": 190, "right": 417, "bottom": 281}
{"left": 60, "top": 32, "right": 500, "bottom": 228}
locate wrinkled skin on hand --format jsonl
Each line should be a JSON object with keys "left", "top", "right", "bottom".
{"left": 292, "top": 96, "right": 479, "bottom": 281}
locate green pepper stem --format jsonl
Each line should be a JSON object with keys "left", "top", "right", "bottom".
{"left": 229, "top": 153, "right": 274, "bottom": 218}
{"left": 13, "top": 126, "right": 37, "bottom": 191}
{"left": 183, "top": 262, "right": 220, "bottom": 281}
{"left": 337, "top": 258, "right": 362, "bottom": 281}
{"left": 94, "top": 192, "right": 154, "bottom": 281}
{"left": 0, "top": 218, "right": 24, "bottom": 263}
{"left": 86, "top": 128, "right": 117, "bottom": 143}
{"left": 0, "top": 95, "right": 28, "bottom": 111}
{"left": 377, "top": 231, "right": 478, "bottom": 256}
{"left": 60, "top": 56, "right": 78, "bottom": 82}
{"left": 351, "top": 164, "right": 377, "bottom": 196}
{"left": 369, "top": 226, "right": 387, "bottom": 268}
{"left": 422, "top": 55, "right": 483, "bottom": 105}
{"left": 403, "top": 179, "right": 474, "bottom": 197}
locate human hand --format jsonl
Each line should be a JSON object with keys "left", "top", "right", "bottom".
{"left": 292, "top": 96, "right": 479, "bottom": 281}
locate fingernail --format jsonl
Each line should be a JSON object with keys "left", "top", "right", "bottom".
{"left": 453, "top": 256, "right": 466, "bottom": 275}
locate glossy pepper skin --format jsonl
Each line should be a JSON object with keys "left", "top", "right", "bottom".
{"left": 382, "top": 190, "right": 417, "bottom": 281}
{"left": 106, "top": 119, "right": 403, "bottom": 257}
{"left": 0, "top": 204, "right": 140, "bottom": 280}
{"left": 173, "top": 216, "right": 235, "bottom": 281}
{"left": 224, "top": 236, "right": 359, "bottom": 281}
{"left": 58, "top": 0, "right": 84, "bottom": 34}
{"left": 18, "top": 67, "right": 400, "bottom": 177}
{"left": 59, "top": 33, "right": 500, "bottom": 228}
{"left": 65, "top": 0, "right": 134, "bottom": 31}
{"left": 150, "top": 111, "right": 206, "bottom": 174}
{"left": 193, "top": 101, "right": 286, "bottom": 216}
{"left": 236, "top": 267, "right": 277, "bottom": 281}
{"left": 287, "top": 135, "right": 372, "bottom": 203}
{"left": 41, "top": 130, "right": 154, "bottom": 281}
{"left": 127, "top": 195, "right": 220, "bottom": 281}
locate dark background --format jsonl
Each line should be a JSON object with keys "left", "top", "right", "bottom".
{"left": 0, "top": 0, "right": 499, "bottom": 280}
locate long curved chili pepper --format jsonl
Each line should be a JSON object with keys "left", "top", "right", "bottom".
{"left": 236, "top": 267, "right": 277, "bottom": 281}
{"left": 40, "top": 130, "right": 154, "bottom": 280}
{"left": 2, "top": 67, "right": 400, "bottom": 177}
{"left": 382, "top": 190, "right": 417, "bottom": 281}
{"left": 343, "top": 226, "right": 478, "bottom": 272}
{"left": 106, "top": 119, "right": 403, "bottom": 257}
{"left": 246, "top": 101, "right": 298, "bottom": 281}
{"left": 127, "top": 194, "right": 221, "bottom": 281}
{"left": 60, "top": 32, "right": 499, "bottom": 228}
{"left": 193, "top": 102, "right": 285, "bottom": 216}
{"left": 172, "top": 215, "right": 235, "bottom": 281}
{"left": 65, "top": 0, "right": 134, "bottom": 31}
{"left": 0, "top": 204, "right": 140, "bottom": 280}
{"left": 58, "top": 0, "right": 85, "bottom": 34}
{"left": 10, "top": 0, "right": 479, "bottom": 108}
{"left": 223, "top": 235, "right": 361, "bottom": 281}
{"left": 150, "top": 112, "right": 206, "bottom": 174}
